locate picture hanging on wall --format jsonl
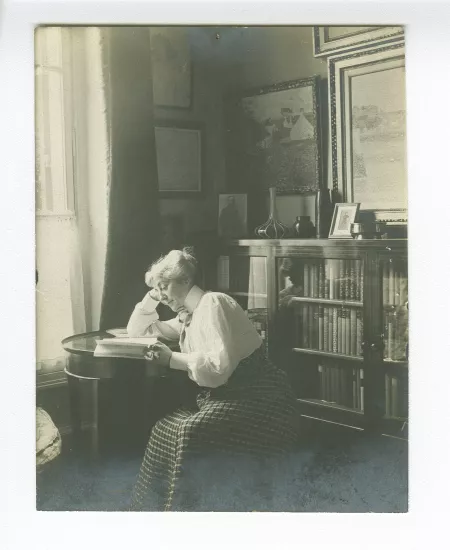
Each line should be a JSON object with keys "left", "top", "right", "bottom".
{"left": 313, "top": 26, "right": 404, "bottom": 57}
{"left": 150, "top": 27, "right": 192, "bottom": 109}
{"left": 329, "top": 41, "right": 407, "bottom": 223}
{"left": 224, "top": 76, "right": 321, "bottom": 195}
{"left": 154, "top": 120, "right": 203, "bottom": 196}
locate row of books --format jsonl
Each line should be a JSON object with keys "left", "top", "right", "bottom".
{"left": 294, "top": 304, "right": 363, "bottom": 357}
{"left": 317, "top": 364, "right": 364, "bottom": 411}
{"left": 385, "top": 373, "right": 408, "bottom": 419}
{"left": 382, "top": 261, "right": 408, "bottom": 307}
{"left": 383, "top": 308, "right": 409, "bottom": 361}
{"left": 280, "top": 259, "right": 364, "bottom": 302}
{"left": 315, "top": 365, "right": 407, "bottom": 418}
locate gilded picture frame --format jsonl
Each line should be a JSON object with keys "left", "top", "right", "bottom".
{"left": 313, "top": 26, "right": 404, "bottom": 58}
{"left": 329, "top": 41, "right": 407, "bottom": 224}
{"left": 225, "top": 76, "right": 322, "bottom": 195}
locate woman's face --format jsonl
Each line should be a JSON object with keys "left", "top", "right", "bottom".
{"left": 155, "top": 279, "right": 191, "bottom": 312}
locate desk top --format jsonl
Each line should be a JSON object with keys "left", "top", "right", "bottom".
{"left": 62, "top": 330, "right": 117, "bottom": 356}
{"left": 61, "top": 330, "right": 179, "bottom": 379}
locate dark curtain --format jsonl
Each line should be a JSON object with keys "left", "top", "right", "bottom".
{"left": 99, "top": 27, "right": 162, "bottom": 330}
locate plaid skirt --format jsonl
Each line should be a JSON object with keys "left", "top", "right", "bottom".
{"left": 130, "top": 346, "right": 298, "bottom": 511}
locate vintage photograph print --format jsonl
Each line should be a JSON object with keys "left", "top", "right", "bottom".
{"left": 35, "top": 25, "right": 408, "bottom": 513}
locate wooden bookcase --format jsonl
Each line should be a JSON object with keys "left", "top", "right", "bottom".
{"left": 203, "top": 238, "right": 408, "bottom": 438}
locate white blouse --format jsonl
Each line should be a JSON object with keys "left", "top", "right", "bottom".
{"left": 127, "top": 287, "right": 262, "bottom": 388}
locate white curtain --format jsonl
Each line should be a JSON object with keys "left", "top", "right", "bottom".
{"left": 36, "top": 27, "right": 109, "bottom": 372}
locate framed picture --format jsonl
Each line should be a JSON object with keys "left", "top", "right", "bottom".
{"left": 329, "top": 42, "right": 407, "bottom": 224}
{"left": 154, "top": 120, "right": 203, "bottom": 197}
{"left": 225, "top": 77, "right": 321, "bottom": 195}
{"left": 313, "top": 26, "right": 404, "bottom": 57}
{"left": 150, "top": 27, "right": 192, "bottom": 109}
{"left": 329, "top": 203, "right": 360, "bottom": 239}
{"left": 218, "top": 193, "right": 248, "bottom": 238}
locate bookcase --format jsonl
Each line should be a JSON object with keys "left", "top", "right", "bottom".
{"left": 203, "top": 239, "right": 408, "bottom": 438}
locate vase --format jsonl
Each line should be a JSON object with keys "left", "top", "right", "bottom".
{"left": 254, "top": 187, "right": 288, "bottom": 239}
{"left": 293, "top": 215, "right": 315, "bottom": 238}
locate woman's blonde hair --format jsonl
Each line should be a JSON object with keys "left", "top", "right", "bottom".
{"left": 145, "top": 247, "right": 198, "bottom": 288}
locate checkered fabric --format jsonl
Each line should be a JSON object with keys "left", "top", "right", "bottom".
{"left": 130, "top": 345, "right": 298, "bottom": 511}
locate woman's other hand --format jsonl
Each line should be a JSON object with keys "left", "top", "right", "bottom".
{"left": 145, "top": 341, "right": 173, "bottom": 367}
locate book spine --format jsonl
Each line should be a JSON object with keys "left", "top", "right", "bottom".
{"left": 360, "top": 369, "right": 365, "bottom": 412}
{"left": 388, "top": 261, "right": 395, "bottom": 305}
{"left": 217, "top": 255, "right": 230, "bottom": 290}
{"left": 383, "top": 261, "right": 389, "bottom": 305}
{"left": 329, "top": 260, "right": 336, "bottom": 300}
{"left": 309, "top": 304, "right": 315, "bottom": 349}
{"left": 318, "top": 261, "right": 325, "bottom": 299}
{"left": 337, "top": 307, "right": 343, "bottom": 354}
{"left": 312, "top": 262, "right": 319, "bottom": 299}
{"left": 349, "top": 261, "right": 356, "bottom": 302}
{"left": 352, "top": 368, "right": 357, "bottom": 409}
{"left": 387, "top": 312, "right": 393, "bottom": 360}
{"left": 399, "top": 266, "right": 407, "bottom": 306}
{"left": 344, "top": 260, "right": 350, "bottom": 301}
{"left": 324, "top": 306, "right": 330, "bottom": 352}
{"left": 312, "top": 304, "right": 319, "bottom": 349}
{"left": 350, "top": 309, "right": 357, "bottom": 356}
{"left": 360, "top": 261, "right": 364, "bottom": 302}
{"left": 304, "top": 262, "right": 310, "bottom": 297}
{"left": 318, "top": 364, "right": 324, "bottom": 401}
{"left": 394, "top": 264, "right": 400, "bottom": 306}
{"left": 355, "top": 261, "right": 361, "bottom": 302}
{"left": 345, "top": 308, "right": 351, "bottom": 356}
{"left": 302, "top": 304, "right": 309, "bottom": 348}
{"left": 339, "top": 260, "right": 345, "bottom": 300}
{"left": 324, "top": 260, "right": 330, "bottom": 299}
{"left": 332, "top": 307, "right": 338, "bottom": 353}
{"left": 356, "top": 310, "right": 363, "bottom": 356}
{"left": 318, "top": 305, "right": 324, "bottom": 351}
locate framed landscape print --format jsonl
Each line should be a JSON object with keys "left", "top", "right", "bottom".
{"left": 225, "top": 76, "right": 321, "bottom": 195}
{"left": 154, "top": 120, "right": 203, "bottom": 196}
{"left": 329, "top": 42, "right": 407, "bottom": 223}
{"left": 313, "top": 26, "right": 404, "bottom": 57}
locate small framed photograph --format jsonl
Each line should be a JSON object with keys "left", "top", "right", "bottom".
{"left": 329, "top": 203, "right": 360, "bottom": 239}
{"left": 218, "top": 194, "right": 248, "bottom": 238}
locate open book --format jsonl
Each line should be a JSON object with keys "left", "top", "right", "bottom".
{"left": 94, "top": 337, "right": 157, "bottom": 359}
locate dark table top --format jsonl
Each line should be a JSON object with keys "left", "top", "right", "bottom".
{"left": 61, "top": 330, "right": 179, "bottom": 379}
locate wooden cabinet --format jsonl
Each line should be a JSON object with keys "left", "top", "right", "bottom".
{"left": 205, "top": 239, "right": 408, "bottom": 438}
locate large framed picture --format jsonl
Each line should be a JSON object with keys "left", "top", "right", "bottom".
{"left": 329, "top": 203, "right": 360, "bottom": 239}
{"left": 313, "top": 26, "right": 404, "bottom": 57}
{"left": 154, "top": 120, "right": 203, "bottom": 196}
{"left": 225, "top": 77, "right": 321, "bottom": 195}
{"left": 329, "top": 42, "right": 407, "bottom": 224}
{"left": 149, "top": 27, "right": 192, "bottom": 109}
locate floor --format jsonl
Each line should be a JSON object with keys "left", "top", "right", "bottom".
{"left": 36, "top": 421, "right": 408, "bottom": 512}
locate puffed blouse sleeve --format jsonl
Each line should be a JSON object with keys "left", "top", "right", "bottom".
{"left": 171, "top": 293, "right": 262, "bottom": 388}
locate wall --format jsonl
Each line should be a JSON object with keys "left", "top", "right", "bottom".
{"left": 214, "top": 26, "right": 330, "bottom": 228}
{"left": 154, "top": 27, "right": 227, "bottom": 241}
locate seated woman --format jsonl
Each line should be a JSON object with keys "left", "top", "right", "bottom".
{"left": 127, "top": 248, "right": 298, "bottom": 511}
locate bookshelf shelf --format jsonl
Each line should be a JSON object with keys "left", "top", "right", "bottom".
{"left": 206, "top": 238, "right": 408, "bottom": 436}
{"left": 290, "top": 297, "right": 363, "bottom": 308}
{"left": 292, "top": 347, "right": 364, "bottom": 362}
{"left": 297, "top": 397, "right": 364, "bottom": 415}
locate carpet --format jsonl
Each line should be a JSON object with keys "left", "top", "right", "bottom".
{"left": 36, "top": 423, "right": 408, "bottom": 512}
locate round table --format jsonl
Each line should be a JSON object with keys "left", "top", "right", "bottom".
{"left": 62, "top": 330, "right": 176, "bottom": 456}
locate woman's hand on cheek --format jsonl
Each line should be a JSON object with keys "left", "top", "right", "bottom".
{"left": 149, "top": 288, "right": 161, "bottom": 301}
{"left": 145, "top": 341, "right": 172, "bottom": 367}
